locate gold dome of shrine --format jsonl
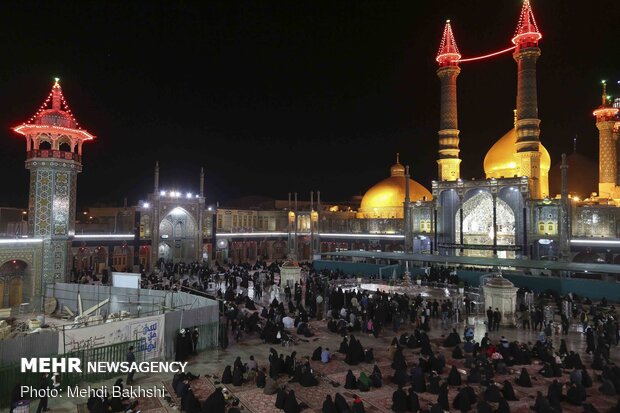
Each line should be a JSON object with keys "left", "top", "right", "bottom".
{"left": 358, "top": 154, "right": 432, "bottom": 219}
{"left": 483, "top": 113, "right": 550, "bottom": 197}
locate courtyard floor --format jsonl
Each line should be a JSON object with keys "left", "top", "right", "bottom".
{"left": 10, "top": 290, "right": 620, "bottom": 413}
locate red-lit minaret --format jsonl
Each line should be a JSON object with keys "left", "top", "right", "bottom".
{"left": 436, "top": 20, "right": 462, "bottom": 181}
{"left": 13, "top": 79, "right": 95, "bottom": 287}
{"left": 593, "top": 80, "right": 619, "bottom": 198}
{"left": 512, "top": 0, "right": 543, "bottom": 198}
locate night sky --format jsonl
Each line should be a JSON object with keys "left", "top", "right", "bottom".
{"left": 0, "top": 1, "right": 617, "bottom": 209}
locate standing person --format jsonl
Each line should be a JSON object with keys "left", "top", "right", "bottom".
{"left": 126, "top": 346, "right": 136, "bottom": 385}
{"left": 191, "top": 327, "right": 200, "bottom": 355}
{"left": 493, "top": 308, "right": 501, "bottom": 331}
{"left": 36, "top": 373, "right": 51, "bottom": 413}
{"left": 561, "top": 314, "right": 570, "bottom": 336}
{"left": 521, "top": 308, "right": 531, "bottom": 330}
{"left": 487, "top": 307, "right": 494, "bottom": 331}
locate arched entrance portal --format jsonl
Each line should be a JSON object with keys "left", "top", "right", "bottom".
{"left": 0, "top": 260, "right": 28, "bottom": 307}
{"left": 158, "top": 207, "right": 198, "bottom": 263}
{"left": 455, "top": 191, "right": 516, "bottom": 258}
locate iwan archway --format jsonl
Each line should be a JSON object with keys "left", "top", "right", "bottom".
{"left": 158, "top": 207, "right": 199, "bottom": 264}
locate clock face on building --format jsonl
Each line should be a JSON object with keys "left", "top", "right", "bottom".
{"left": 217, "top": 239, "right": 228, "bottom": 249}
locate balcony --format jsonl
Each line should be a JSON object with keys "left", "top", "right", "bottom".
{"left": 27, "top": 149, "right": 81, "bottom": 162}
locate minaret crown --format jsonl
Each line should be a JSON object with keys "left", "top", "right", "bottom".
{"left": 512, "top": 0, "right": 542, "bottom": 47}
{"left": 436, "top": 20, "right": 461, "bottom": 67}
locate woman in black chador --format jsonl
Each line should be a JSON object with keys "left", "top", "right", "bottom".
{"left": 452, "top": 345, "right": 464, "bottom": 359}
{"left": 334, "top": 393, "right": 350, "bottom": 413}
{"left": 391, "top": 385, "right": 408, "bottom": 413}
{"left": 447, "top": 365, "right": 462, "bottom": 386}
{"left": 407, "top": 388, "right": 421, "bottom": 413}
{"left": 345, "top": 370, "right": 358, "bottom": 389}
{"left": 283, "top": 390, "right": 301, "bottom": 413}
{"left": 322, "top": 395, "right": 337, "bottom": 413}
{"left": 501, "top": 380, "right": 518, "bottom": 401}
{"left": 311, "top": 346, "right": 322, "bottom": 361}
{"left": 275, "top": 387, "right": 287, "bottom": 409}
{"left": 221, "top": 365, "right": 233, "bottom": 384}
{"left": 515, "top": 367, "right": 532, "bottom": 387}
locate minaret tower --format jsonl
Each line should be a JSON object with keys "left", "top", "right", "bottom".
{"left": 593, "top": 80, "right": 619, "bottom": 198}
{"left": 436, "top": 20, "right": 462, "bottom": 181}
{"left": 13, "top": 79, "right": 95, "bottom": 288}
{"left": 512, "top": 0, "right": 543, "bottom": 198}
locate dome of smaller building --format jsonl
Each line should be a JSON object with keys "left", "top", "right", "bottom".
{"left": 358, "top": 155, "right": 432, "bottom": 219}
{"left": 485, "top": 275, "right": 515, "bottom": 288}
{"left": 281, "top": 260, "right": 299, "bottom": 268}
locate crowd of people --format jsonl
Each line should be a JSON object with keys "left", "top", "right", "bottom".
{"left": 61, "top": 258, "right": 620, "bottom": 413}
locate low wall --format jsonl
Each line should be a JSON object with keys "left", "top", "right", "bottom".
{"left": 315, "top": 260, "right": 620, "bottom": 301}
{"left": 313, "top": 260, "right": 401, "bottom": 278}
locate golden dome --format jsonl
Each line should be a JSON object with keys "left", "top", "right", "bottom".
{"left": 358, "top": 156, "right": 432, "bottom": 219}
{"left": 483, "top": 127, "right": 551, "bottom": 196}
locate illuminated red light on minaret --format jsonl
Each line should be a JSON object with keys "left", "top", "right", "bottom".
{"left": 436, "top": 20, "right": 461, "bottom": 66}
{"left": 512, "top": 0, "right": 542, "bottom": 47}
{"left": 13, "top": 78, "right": 94, "bottom": 141}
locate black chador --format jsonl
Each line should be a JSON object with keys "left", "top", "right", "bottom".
{"left": 392, "top": 367, "right": 408, "bottom": 387}
{"left": 428, "top": 372, "right": 441, "bottom": 394}
{"left": 484, "top": 383, "right": 502, "bottom": 403}
{"left": 221, "top": 365, "right": 233, "bottom": 384}
{"left": 447, "top": 365, "right": 462, "bottom": 386}
{"left": 391, "top": 385, "right": 408, "bottom": 413}
{"left": 407, "top": 388, "right": 420, "bottom": 413}
{"left": 391, "top": 348, "right": 407, "bottom": 370}
{"left": 515, "top": 368, "right": 532, "bottom": 387}
{"left": 334, "top": 393, "right": 350, "bottom": 413}
{"left": 345, "top": 370, "right": 357, "bottom": 389}
{"left": 437, "top": 382, "right": 449, "bottom": 411}
{"left": 452, "top": 345, "right": 464, "bottom": 359}
{"left": 501, "top": 380, "right": 518, "bottom": 401}
{"left": 275, "top": 387, "right": 287, "bottom": 409}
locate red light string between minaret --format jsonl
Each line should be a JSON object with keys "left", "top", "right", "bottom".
{"left": 457, "top": 46, "right": 517, "bottom": 63}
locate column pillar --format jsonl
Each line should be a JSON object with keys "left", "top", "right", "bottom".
{"left": 492, "top": 193, "right": 498, "bottom": 256}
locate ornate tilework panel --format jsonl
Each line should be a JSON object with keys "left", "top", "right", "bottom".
{"left": 34, "top": 170, "right": 53, "bottom": 237}
{"left": 53, "top": 171, "right": 70, "bottom": 236}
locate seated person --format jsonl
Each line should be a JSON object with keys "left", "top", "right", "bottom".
{"left": 364, "top": 348, "right": 374, "bottom": 363}
{"left": 452, "top": 345, "right": 464, "bottom": 359}
{"left": 321, "top": 347, "right": 332, "bottom": 363}
{"left": 443, "top": 328, "right": 462, "bottom": 347}
{"left": 221, "top": 365, "right": 233, "bottom": 384}
{"left": 357, "top": 372, "right": 371, "bottom": 392}
{"left": 515, "top": 367, "right": 532, "bottom": 387}
{"left": 370, "top": 365, "right": 383, "bottom": 388}
{"left": 463, "top": 340, "right": 475, "bottom": 353}
{"left": 311, "top": 346, "right": 322, "bottom": 361}
{"left": 344, "top": 369, "right": 357, "bottom": 389}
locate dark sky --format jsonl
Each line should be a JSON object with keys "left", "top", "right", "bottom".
{"left": 0, "top": 1, "right": 617, "bottom": 209}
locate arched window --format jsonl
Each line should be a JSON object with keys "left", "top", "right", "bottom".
{"left": 39, "top": 140, "right": 52, "bottom": 150}
{"left": 547, "top": 222, "right": 555, "bottom": 235}
{"left": 59, "top": 142, "right": 71, "bottom": 152}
